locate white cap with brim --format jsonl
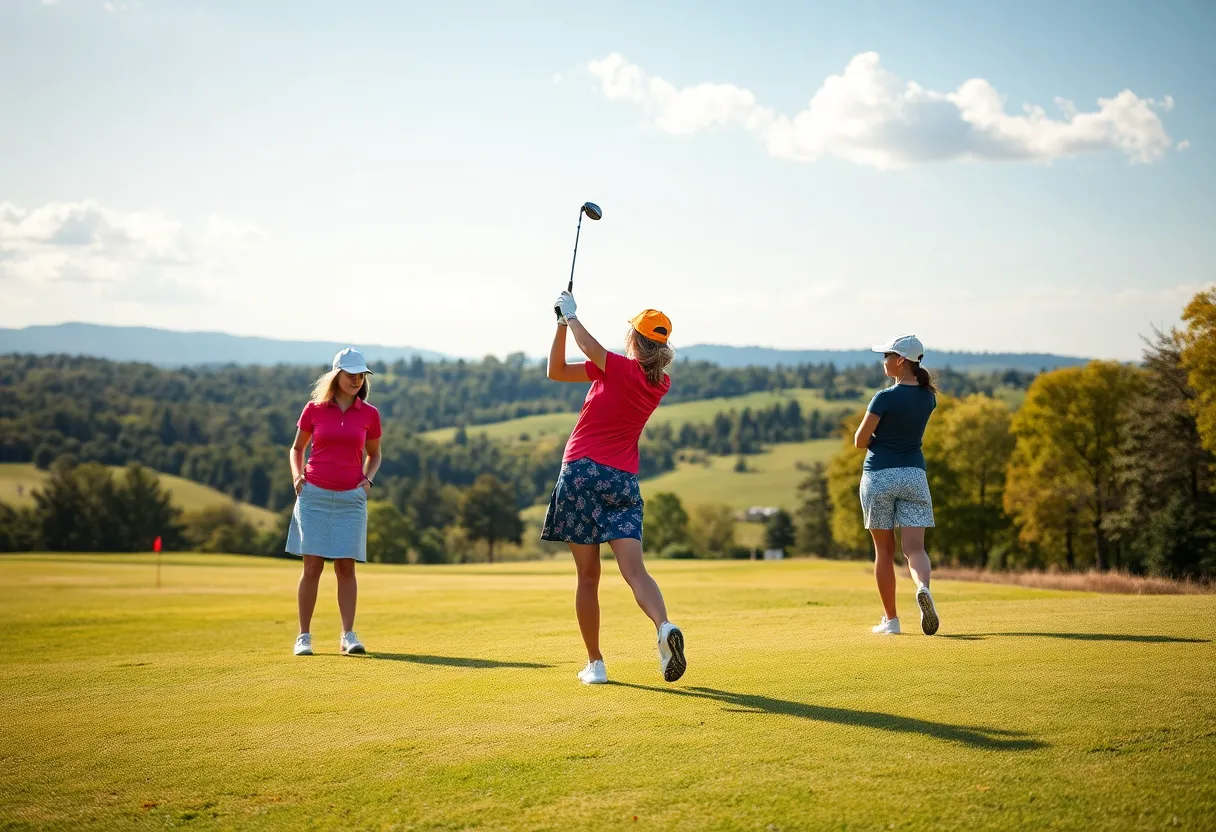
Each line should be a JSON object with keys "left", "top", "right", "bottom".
{"left": 871, "top": 335, "right": 925, "bottom": 363}
{"left": 332, "top": 347, "right": 373, "bottom": 375}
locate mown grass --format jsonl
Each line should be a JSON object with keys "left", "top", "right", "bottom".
{"left": 1, "top": 554, "right": 1212, "bottom": 830}
{"left": 0, "top": 463, "right": 279, "bottom": 529}
{"left": 421, "top": 388, "right": 862, "bottom": 445}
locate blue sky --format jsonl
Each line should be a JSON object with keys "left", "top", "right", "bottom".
{"left": 1, "top": 0, "right": 1212, "bottom": 360}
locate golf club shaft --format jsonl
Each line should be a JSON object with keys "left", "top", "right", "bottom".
{"left": 557, "top": 209, "right": 584, "bottom": 320}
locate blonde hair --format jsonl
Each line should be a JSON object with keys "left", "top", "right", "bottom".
{"left": 310, "top": 368, "right": 370, "bottom": 405}
{"left": 626, "top": 328, "right": 674, "bottom": 386}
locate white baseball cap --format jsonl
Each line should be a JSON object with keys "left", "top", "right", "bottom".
{"left": 872, "top": 334, "right": 925, "bottom": 363}
{"left": 332, "top": 347, "right": 372, "bottom": 375}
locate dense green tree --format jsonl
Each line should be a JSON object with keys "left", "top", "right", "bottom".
{"left": 690, "top": 503, "right": 736, "bottom": 558}
{"left": 795, "top": 462, "right": 835, "bottom": 557}
{"left": 764, "top": 508, "right": 796, "bottom": 552}
{"left": 644, "top": 492, "right": 691, "bottom": 553}
{"left": 366, "top": 501, "right": 415, "bottom": 564}
{"left": 458, "top": 474, "right": 523, "bottom": 563}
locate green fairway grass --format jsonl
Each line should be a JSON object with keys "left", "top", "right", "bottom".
{"left": 1, "top": 555, "right": 1212, "bottom": 830}
{"left": 421, "top": 388, "right": 862, "bottom": 444}
{"left": 640, "top": 438, "right": 840, "bottom": 511}
{"left": 0, "top": 463, "right": 279, "bottom": 530}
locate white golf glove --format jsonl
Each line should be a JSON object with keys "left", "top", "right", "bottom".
{"left": 555, "top": 291, "right": 578, "bottom": 323}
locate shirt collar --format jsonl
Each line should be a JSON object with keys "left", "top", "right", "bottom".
{"left": 328, "top": 397, "right": 364, "bottom": 410}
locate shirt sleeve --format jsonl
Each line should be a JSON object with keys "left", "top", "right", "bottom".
{"left": 367, "top": 407, "right": 383, "bottom": 440}
{"left": 867, "top": 390, "right": 889, "bottom": 417}
{"left": 585, "top": 359, "right": 605, "bottom": 382}
{"left": 297, "top": 403, "right": 314, "bottom": 433}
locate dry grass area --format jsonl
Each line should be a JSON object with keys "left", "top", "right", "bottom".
{"left": 929, "top": 566, "right": 1214, "bottom": 595}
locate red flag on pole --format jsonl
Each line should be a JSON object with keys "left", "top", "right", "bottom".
{"left": 153, "top": 536, "right": 163, "bottom": 553}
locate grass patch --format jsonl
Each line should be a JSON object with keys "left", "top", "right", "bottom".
{"left": 0, "top": 463, "right": 279, "bottom": 530}
{"left": 0, "top": 554, "right": 1212, "bottom": 830}
{"left": 639, "top": 438, "right": 839, "bottom": 511}
{"left": 422, "top": 388, "right": 862, "bottom": 444}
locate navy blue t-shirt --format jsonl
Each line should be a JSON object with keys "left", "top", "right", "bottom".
{"left": 863, "top": 384, "right": 937, "bottom": 472}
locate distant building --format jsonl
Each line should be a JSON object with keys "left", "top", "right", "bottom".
{"left": 741, "top": 506, "right": 780, "bottom": 523}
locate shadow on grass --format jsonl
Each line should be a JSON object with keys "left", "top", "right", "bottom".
{"left": 360, "top": 653, "right": 554, "bottom": 669}
{"left": 939, "top": 632, "right": 1209, "bottom": 644}
{"left": 611, "top": 683, "right": 1045, "bottom": 751}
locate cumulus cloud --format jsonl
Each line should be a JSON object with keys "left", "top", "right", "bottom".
{"left": 0, "top": 200, "right": 265, "bottom": 289}
{"left": 588, "top": 52, "right": 1178, "bottom": 169}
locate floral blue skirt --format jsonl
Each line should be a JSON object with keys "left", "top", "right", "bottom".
{"left": 541, "top": 457, "right": 644, "bottom": 545}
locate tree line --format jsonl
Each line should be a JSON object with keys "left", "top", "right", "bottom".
{"left": 0, "top": 351, "right": 1029, "bottom": 518}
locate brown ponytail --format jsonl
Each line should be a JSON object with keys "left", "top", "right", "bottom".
{"left": 911, "top": 361, "right": 938, "bottom": 394}
{"left": 627, "top": 328, "right": 674, "bottom": 386}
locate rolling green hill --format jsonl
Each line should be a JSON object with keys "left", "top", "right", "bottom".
{"left": 423, "top": 388, "right": 864, "bottom": 444}
{"left": 0, "top": 464, "right": 280, "bottom": 530}
{"left": 639, "top": 438, "right": 840, "bottom": 510}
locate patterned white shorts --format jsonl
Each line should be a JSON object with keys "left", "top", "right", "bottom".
{"left": 859, "top": 467, "right": 935, "bottom": 530}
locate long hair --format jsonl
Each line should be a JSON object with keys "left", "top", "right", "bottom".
{"left": 626, "top": 328, "right": 674, "bottom": 386}
{"left": 908, "top": 359, "right": 938, "bottom": 394}
{"left": 310, "top": 368, "right": 370, "bottom": 405}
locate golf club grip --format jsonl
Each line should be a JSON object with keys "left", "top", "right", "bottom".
{"left": 555, "top": 280, "right": 573, "bottom": 320}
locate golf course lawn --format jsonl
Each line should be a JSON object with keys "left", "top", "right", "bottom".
{"left": 1, "top": 555, "right": 1213, "bottom": 831}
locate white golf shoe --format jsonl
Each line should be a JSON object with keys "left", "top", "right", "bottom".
{"left": 577, "top": 659, "right": 608, "bottom": 685}
{"left": 916, "top": 585, "right": 940, "bottom": 635}
{"left": 871, "top": 616, "right": 901, "bottom": 635}
{"left": 293, "top": 633, "right": 313, "bottom": 656}
{"left": 340, "top": 631, "right": 366, "bottom": 655}
{"left": 657, "top": 621, "right": 686, "bottom": 682}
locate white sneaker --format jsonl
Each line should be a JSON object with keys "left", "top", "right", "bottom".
{"left": 293, "top": 633, "right": 313, "bottom": 656}
{"left": 657, "top": 622, "right": 686, "bottom": 682}
{"left": 916, "top": 585, "right": 940, "bottom": 635}
{"left": 577, "top": 659, "right": 608, "bottom": 685}
{"left": 872, "top": 616, "right": 901, "bottom": 635}
{"left": 340, "top": 631, "right": 366, "bottom": 655}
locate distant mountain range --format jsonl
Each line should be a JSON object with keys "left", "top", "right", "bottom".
{"left": 0, "top": 323, "right": 1089, "bottom": 372}
{"left": 0, "top": 323, "right": 447, "bottom": 367}
{"left": 678, "top": 344, "right": 1090, "bottom": 372}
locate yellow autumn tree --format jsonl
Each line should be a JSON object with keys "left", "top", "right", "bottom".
{"left": 826, "top": 409, "right": 870, "bottom": 554}
{"left": 1003, "top": 362, "right": 1144, "bottom": 570}
{"left": 1181, "top": 289, "right": 1216, "bottom": 453}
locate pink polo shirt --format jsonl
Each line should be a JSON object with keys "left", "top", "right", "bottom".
{"left": 298, "top": 398, "right": 383, "bottom": 491}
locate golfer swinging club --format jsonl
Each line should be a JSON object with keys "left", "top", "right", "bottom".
{"left": 853, "top": 335, "right": 941, "bottom": 636}
{"left": 543, "top": 290, "right": 686, "bottom": 684}
{"left": 286, "top": 347, "right": 383, "bottom": 656}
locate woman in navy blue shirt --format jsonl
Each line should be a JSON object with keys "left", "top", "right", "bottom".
{"left": 853, "top": 335, "right": 941, "bottom": 636}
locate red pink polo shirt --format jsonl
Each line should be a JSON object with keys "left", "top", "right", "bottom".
{"left": 298, "top": 398, "right": 383, "bottom": 491}
{"left": 563, "top": 351, "right": 670, "bottom": 474}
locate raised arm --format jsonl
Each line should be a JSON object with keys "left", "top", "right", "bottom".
{"left": 553, "top": 290, "right": 607, "bottom": 373}
{"left": 547, "top": 322, "right": 591, "bottom": 382}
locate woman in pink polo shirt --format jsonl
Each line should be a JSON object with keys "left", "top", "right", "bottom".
{"left": 542, "top": 290, "right": 686, "bottom": 686}
{"left": 286, "top": 347, "right": 383, "bottom": 657}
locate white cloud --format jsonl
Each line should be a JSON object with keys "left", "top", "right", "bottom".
{"left": 1177, "top": 139, "right": 1191, "bottom": 151}
{"left": 588, "top": 52, "right": 1177, "bottom": 169}
{"left": 0, "top": 200, "right": 265, "bottom": 292}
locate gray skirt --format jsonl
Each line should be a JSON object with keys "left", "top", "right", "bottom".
{"left": 286, "top": 481, "right": 368, "bottom": 562}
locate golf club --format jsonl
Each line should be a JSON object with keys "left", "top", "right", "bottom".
{"left": 556, "top": 201, "right": 602, "bottom": 321}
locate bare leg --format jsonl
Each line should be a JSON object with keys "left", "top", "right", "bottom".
{"left": 609, "top": 538, "right": 668, "bottom": 630}
{"left": 569, "top": 543, "right": 603, "bottom": 662}
{"left": 870, "top": 529, "right": 898, "bottom": 620}
{"left": 333, "top": 558, "right": 357, "bottom": 633}
{"left": 297, "top": 556, "right": 325, "bottom": 634}
{"left": 900, "top": 527, "right": 931, "bottom": 588}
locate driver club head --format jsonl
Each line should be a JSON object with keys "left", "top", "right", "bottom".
{"left": 581, "top": 202, "right": 603, "bottom": 221}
